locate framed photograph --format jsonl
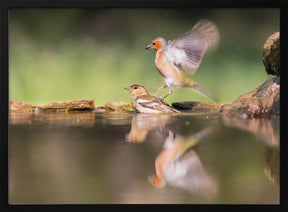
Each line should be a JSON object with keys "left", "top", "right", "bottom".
{"left": 1, "top": 0, "right": 286, "bottom": 211}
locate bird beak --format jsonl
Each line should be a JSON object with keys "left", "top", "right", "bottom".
{"left": 124, "top": 86, "right": 131, "bottom": 91}
{"left": 145, "top": 44, "right": 153, "bottom": 50}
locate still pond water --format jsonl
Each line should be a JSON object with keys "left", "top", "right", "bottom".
{"left": 9, "top": 111, "right": 279, "bottom": 204}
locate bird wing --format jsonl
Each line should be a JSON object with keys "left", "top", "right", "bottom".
{"left": 163, "top": 19, "right": 220, "bottom": 75}
{"left": 137, "top": 96, "right": 178, "bottom": 113}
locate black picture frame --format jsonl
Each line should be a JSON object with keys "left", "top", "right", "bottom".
{"left": 1, "top": 0, "right": 287, "bottom": 211}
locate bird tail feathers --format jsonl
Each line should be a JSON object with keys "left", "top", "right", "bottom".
{"left": 185, "top": 81, "right": 217, "bottom": 101}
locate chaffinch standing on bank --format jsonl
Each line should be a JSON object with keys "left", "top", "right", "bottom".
{"left": 145, "top": 19, "right": 220, "bottom": 100}
{"left": 124, "top": 84, "right": 179, "bottom": 113}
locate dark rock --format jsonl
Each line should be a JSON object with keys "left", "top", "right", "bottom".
{"left": 219, "top": 77, "right": 280, "bottom": 118}
{"left": 270, "top": 88, "right": 280, "bottom": 119}
{"left": 172, "top": 101, "right": 225, "bottom": 112}
{"left": 262, "top": 32, "right": 280, "bottom": 76}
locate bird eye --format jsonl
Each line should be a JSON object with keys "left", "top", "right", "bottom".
{"left": 133, "top": 86, "right": 138, "bottom": 90}
{"left": 152, "top": 42, "right": 156, "bottom": 45}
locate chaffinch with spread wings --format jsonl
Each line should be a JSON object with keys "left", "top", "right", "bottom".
{"left": 146, "top": 19, "right": 219, "bottom": 100}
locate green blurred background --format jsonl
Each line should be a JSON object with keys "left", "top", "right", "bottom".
{"left": 9, "top": 8, "right": 279, "bottom": 106}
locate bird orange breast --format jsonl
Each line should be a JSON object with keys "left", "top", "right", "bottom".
{"left": 155, "top": 50, "right": 167, "bottom": 77}
{"left": 155, "top": 50, "right": 184, "bottom": 85}
{"left": 154, "top": 142, "right": 183, "bottom": 177}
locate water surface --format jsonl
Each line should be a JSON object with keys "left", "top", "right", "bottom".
{"left": 9, "top": 111, "right": 279, "bottom": 204}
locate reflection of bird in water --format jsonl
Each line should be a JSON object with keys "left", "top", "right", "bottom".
{"left": 125, "top": 113, "right": 172, "bottom": 143}
{"left": 148, "top": 127, "right": 218, "bottom": 199}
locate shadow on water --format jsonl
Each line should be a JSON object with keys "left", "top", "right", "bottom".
{"left": 9, "top": 111, "right": 279, "bottom": 204}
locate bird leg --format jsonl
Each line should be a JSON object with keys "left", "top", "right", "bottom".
{"left": 162, "top": 84, "right": 174, "bottom": 99}
{"left": 153, "top": 84, "right": 167, "bottom": 93}
{"left": 153, "top": 84, "right": 168, "bottom": 100}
